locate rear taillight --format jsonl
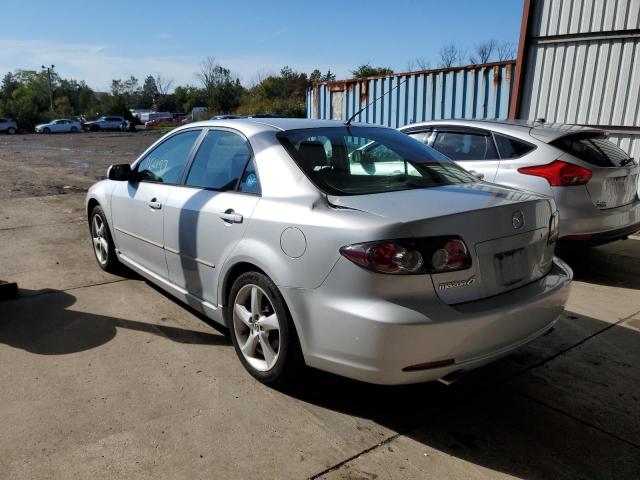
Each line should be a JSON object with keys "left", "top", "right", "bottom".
{"left": 548, "top": 211, "right": 560, "bottom": 245}
{"left": 518, "top": 160, "right": 592, "bottom": 186}
{"left": 340, "top": 237, "right": 471, "bottom": 275}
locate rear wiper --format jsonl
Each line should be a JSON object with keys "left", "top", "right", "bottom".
{"left": 620, "top": 157, "right": 636, "bottom": 167}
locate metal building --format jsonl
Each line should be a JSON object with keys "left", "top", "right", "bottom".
{"left": 306, "top": 61, "right": 515, "bottom": 127}
{"left": 511, "top": 0, "right": 640, "bottom": 159}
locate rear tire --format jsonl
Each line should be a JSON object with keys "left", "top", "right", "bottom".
{"left": 228, "top": 272, "right": 304, "bottom": 386}
{"left": 70, "top": 126, "right": 78, "bottom": 133}
{"left": 7, "top": 127, "right": 16, "bottom": 135}
{"left": 89, "top": 205, "right": 121, "bottom": 273}
{"left": 90, "top": 125, "right": 100, "bottom": 132}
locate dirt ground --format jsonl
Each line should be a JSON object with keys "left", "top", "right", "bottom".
{"left": 0, "top": 131, "right": 163, "bottom": 198}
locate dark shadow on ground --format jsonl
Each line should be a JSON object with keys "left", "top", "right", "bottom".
{"left": 557, "top": 239, "right": 640, "bottom": 289}
{"left": 0, "top": 288, "right": 228, "bottom": 355}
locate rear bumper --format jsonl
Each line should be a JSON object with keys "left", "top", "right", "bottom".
{"left": 282, "top": 257, "right": 572, "bottom": 385}
{"left": 559, "top": 198, "right": 640, "bottom": 241}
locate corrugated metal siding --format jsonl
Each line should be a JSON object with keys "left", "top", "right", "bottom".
{"left": 307, "top": 62, "right": 515, "bottom": 128}
{"left": 519, "top": 0, "right": 640, "bottom": 156}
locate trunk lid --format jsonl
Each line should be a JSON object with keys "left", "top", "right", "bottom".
{"left": 330, "top": 182, "right": 557, "bottom": 304}
{"left": 550, "top": 132, "right": 640, "bottom": 210}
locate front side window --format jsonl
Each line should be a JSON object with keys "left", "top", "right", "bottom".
{"left": 432, "top": 131, "right": 498, "bottom": 161}
{"left": 277, "top": 126, "right": 475, "bottom": 196}
{"left": 135, "top": 130, "right": 201, "bottom": 183}
{"left": 185, "top": 130, "right": 252, "bottom": 191}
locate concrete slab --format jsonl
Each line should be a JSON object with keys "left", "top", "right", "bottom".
{"left": 318, "top": 388, "right": 640, "bottom": 480}
{"left": 0, "top": 221, "right": 120, "bottom": 295}
{"left": 510, "top": 314, "right": 640, "bottom": 447}
{"left": 0, "top": 280, "right": 398, "bottom": 480}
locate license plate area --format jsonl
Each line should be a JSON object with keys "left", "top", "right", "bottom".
{"left": 494, "top": 248, "right": 527, "bottom": 286}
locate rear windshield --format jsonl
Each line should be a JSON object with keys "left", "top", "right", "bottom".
{"left": 551, "top": 132, "right": 634, "bottom": 167}
{"left": 277, "top": 126, "right": 476, "bottom": 195}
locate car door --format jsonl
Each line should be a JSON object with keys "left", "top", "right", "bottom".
{"left": 163, "top": 128, "right": 261, "bottom": 307}
{"left": 429, "top": 127, "right": 500, "bottom": 182}
{"left": 110, "top": 128, "right": 203, "bottom": 278}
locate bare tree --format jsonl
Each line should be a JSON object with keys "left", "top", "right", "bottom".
{"left": 154, "top": 73, "right": 174, "bottom": 96}
{"left": 496, "top": 41, "right": 516, "bottom": 61}
{"left": 469, "top": 39, "right": 497, "bottom": 64}
{"left": 439, "top": 43, "right": 465, "bottom": 68}
{"left": 406, "top": 57, "right": 432, "bottom": 71}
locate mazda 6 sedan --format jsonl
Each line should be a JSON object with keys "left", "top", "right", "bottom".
{"left": 86, "top": 118, "right": 572, "bottom": 386}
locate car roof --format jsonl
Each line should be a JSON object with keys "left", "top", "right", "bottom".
{"left": 402, "top": 118, "right": 603, "bottom": 143}
{"left": 182, "top": 117, "right": 379, "bottom": 133}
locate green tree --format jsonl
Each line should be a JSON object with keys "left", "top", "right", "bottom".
{"left": 140, "top": 75, "right": 159, "bottom": 109}
{"left": 351, "top": 64, "right": 394, "bottom": 79}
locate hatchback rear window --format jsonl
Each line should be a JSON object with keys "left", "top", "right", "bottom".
{"left": 277, "top": 127, "right": 476, "bottom": 196}
{"left": 551, "top": 132, "right": 633, "bottom": 167}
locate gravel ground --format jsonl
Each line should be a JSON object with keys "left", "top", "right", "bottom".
{"left": 0, "top": 131, "right": 164, "bottom": 199}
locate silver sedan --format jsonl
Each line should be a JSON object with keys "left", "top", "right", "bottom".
{"left": 400, "top": 120, "right": 640, "bottom": 247}
{"left": 35, "top": 118, "right": 82, "bottom": 133}
{"left": 86, "top": 118, "right": 572, "bottom": 386}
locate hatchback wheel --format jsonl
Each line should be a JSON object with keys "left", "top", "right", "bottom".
{"left": 229, "top": 272, "right": 304, "bottom": 386}
{"left": 7, "top": 127, "right": 16, "bottom": 135}
{"left": 90, "top": 205, "right": 121, "bottom": 273}
{"left": 70, "top": 126, "right": 78, "bottom": 133}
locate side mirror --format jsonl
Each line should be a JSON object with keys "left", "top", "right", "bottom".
{"left": 107, "top": 164, "right": 135, "bottom": 181}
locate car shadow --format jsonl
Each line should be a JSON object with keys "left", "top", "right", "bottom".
{"left": 557, "top": 240, "right": 640, "bottom": 289}
{"left": 0, "top": 288, "right": 228, "bottom": 355}
{"left": 279, "top": 312, "right": 640, "bottom": 479}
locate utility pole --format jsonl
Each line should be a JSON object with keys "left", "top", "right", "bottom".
{"left": 41, "top": 64, "right": 55, "bottom": 112}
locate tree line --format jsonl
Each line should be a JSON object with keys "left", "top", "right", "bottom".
{"left": 0, "top": 41, "right": 515, "bottom": 130}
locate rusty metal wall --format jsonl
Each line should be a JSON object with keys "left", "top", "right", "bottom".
{"left": 518, "top": 0, "right": 640, "bottom": 159}
{"left": 306, "top": 61, "right": 515, "bottom": 128}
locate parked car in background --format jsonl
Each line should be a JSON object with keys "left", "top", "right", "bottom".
{"left": 35, "top": 118, "right": 82, "bottom": 133}
{"left": 400, "top": 120, "right": 640, "bottom": 247}
{"left": 86, "top": 118, "right": 571, "bottom": 386}
{"left": 0, "top": 117, "right": 18, "bottom": 134}
{"left": 144, "top": 116, "right": 180, "bottom": 128}
{"left": 83, "top": 116, "right": 126, "bottom": 132}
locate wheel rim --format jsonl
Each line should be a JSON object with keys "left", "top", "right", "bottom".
{"left": 233, "top": 284, "right": 280, "bottom": 372}
{"left": 91, "top": 214, "right": 109, "bottom": 266}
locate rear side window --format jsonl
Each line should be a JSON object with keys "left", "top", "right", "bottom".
{"left": 551, "top": 133, "right": 633, "bottom": 167}
{"left": 494, "top": 133, "right": 536, "bottom": 159}
{"left": 432, "top": 132, "right": 498, "bottom": 160}
{"left": 277, "top": 126, "right": 475, "bottom": 196}
{"left": 185, "top": 130, "right": 252, "bottom": 191}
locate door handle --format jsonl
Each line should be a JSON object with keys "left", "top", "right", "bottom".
{"left": 219, "top": 209, "right": 243, "bottom": 224}
{"left": 148, "top": 197, "right": 162, "bottom": 210}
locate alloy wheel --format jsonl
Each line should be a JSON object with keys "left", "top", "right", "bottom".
{"left": 233, "top": 284, "right": 280, "bottom": 371}
{"left": 91, "top": 214, "right": 109, "bottom": 266}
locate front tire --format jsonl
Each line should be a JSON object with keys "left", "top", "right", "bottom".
{"left": 228, "top": 272, "right": 304, "bottom": 386}
{"left": 43, "top": 127, "right": 50, "bottom": 134}
{"left": 89, "top": 205, "right": 121, "bottom": 273}
{"left": 7, "top": 127, "right": 16, "bottom": 135}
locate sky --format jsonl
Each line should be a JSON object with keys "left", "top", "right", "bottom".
{"left": 0, "top": 0, "right": 524, "bottom": 91}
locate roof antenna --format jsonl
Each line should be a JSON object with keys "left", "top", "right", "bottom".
{"left": 344, "top": 77, "right": 409, "bottom": 126}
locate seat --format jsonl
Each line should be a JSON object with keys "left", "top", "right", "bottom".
{"left": 298, "top": 141, "right": 328, "bottom": 170}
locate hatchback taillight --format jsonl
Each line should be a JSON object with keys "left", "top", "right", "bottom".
{"left": 340, "top": 237, "right": 471, "bottom": 275}
{"left": 518, "top": 160, "right": 592, "bottom": 186}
